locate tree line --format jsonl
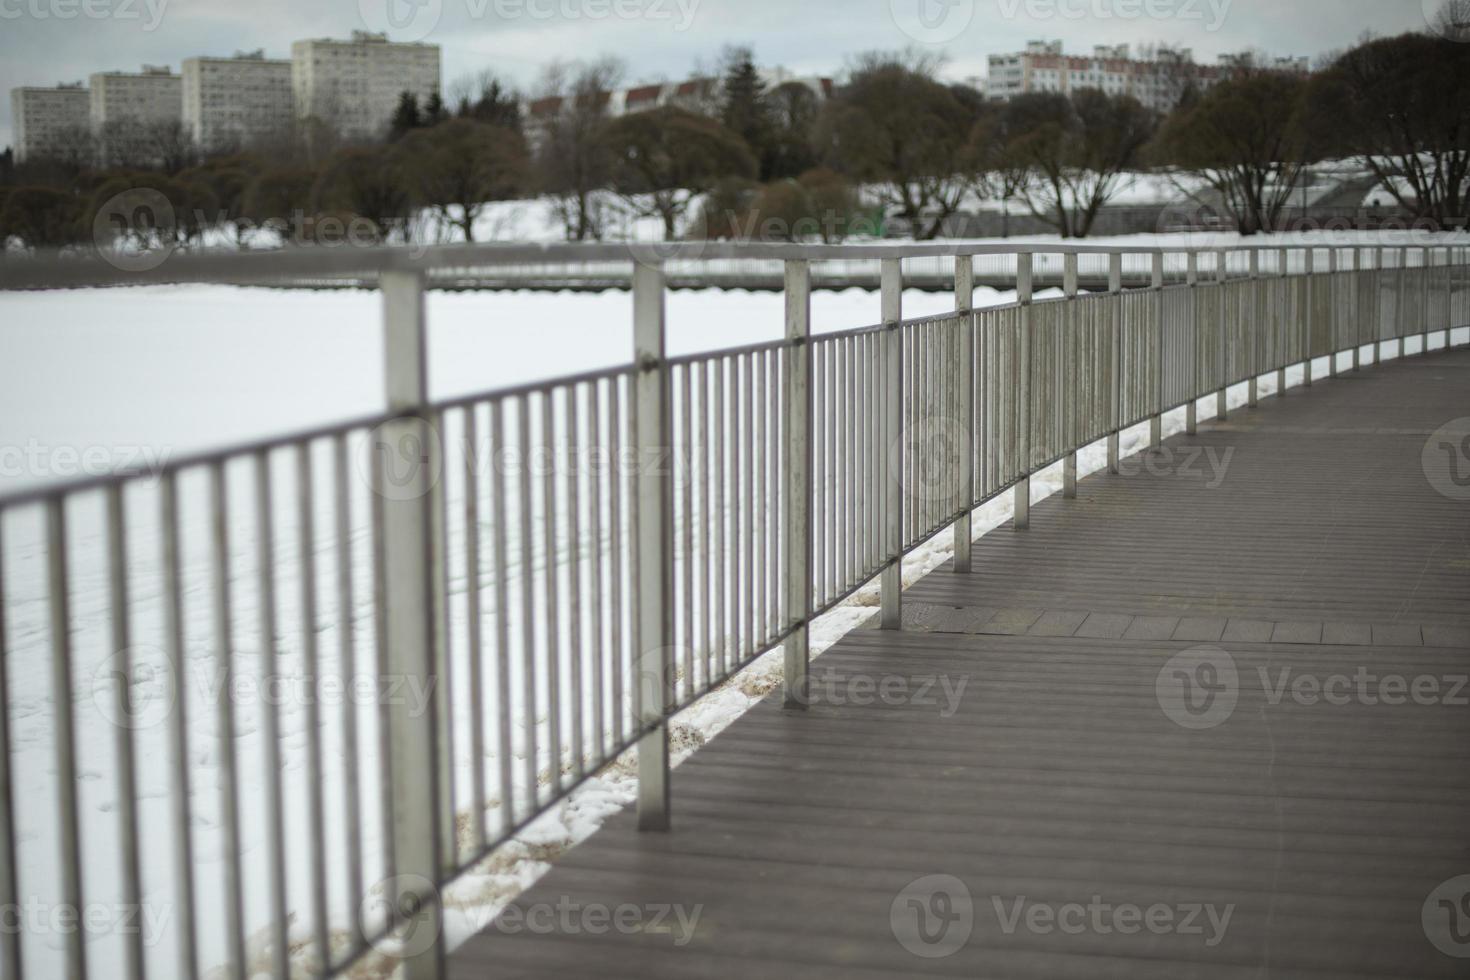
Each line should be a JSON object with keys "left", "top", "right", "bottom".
{"left": 2, "top": 28, "right": 1468, "bottom": 254}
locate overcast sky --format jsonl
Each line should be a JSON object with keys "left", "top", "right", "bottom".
{"left": 0, "top": 0, "right": 1441, "bottom": 150}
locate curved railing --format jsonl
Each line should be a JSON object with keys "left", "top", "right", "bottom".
{"left": 0, "top": 240, "right": 1465, "bottom": 979}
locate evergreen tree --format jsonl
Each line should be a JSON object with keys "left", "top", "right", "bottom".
{"left": 463, "top": 76, "right": 523, "bottom": 134}
{"left": 720, "top": 48, "right": 776, "bottom": 180}
{"left": 390, "top": 92, "right": 421, "bottom": 141}
{"left": 423, "top": 92, "right": 448, "bottom": 126}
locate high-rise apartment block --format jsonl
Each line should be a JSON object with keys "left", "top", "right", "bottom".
{"left": 10, "top": 83, "right": 90, "bottom": 162}
{"left": 290, "top": 31, "right": 440, "bottom": 141}
{"left": 89, "top": 65, "right": 183, "bottom": 129}
{"left": 87, "top": 65, "right": 183, "bottom": 165}
{"left": 986, "top": 41, "right": 1307, "bottom": 113}
{"left": 182, "top": 50, "right": 294, "bottom": 151}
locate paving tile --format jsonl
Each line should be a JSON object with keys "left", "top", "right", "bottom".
{"left": 934, "top": 606, "right": 997, "bottom": 634}
{"left": 900, "top": 603, "right": 953, "bottom": 632}
{"left": 1123, "top": 616, "right": 1181, "bottom": 641}
{"left": 1222, "top": 619, "right": 1275, "bottom": 643}
{"left": 1322, "top": 622, "right": 1373, "bottom": 646}
{"left": 1074, "top": 612, "right": 1133, "bottom": 640}
{"left": 1422, "top": 625, "right": 1470, "bottom": 649}
{"left": 979, "top": 608, "right": 1044, "bottom": 635}
{"left": 1272, "top": 621, "right": 1324, "bottom": 645}
{"left": 1372, "top": 624, "right": 1424, "bottom": 647}
{"left": 1028, "top": 609, "right": 1089, "bottom": 637}
{"left": 1173, "top": 617, "right": 1227, "bottom": 642}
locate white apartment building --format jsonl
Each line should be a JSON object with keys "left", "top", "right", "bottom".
{"left": 9, "top": 83, "right": 90, "bottom": 162}
{"left": 88, "top": 65, "right": 183, "bottom": 165}
{"left": 523, "top": 69, "right": 834, "bottom": 148}
{"left": 291, "top": 31, "right": 440, "bottom": 141}
{"left": 987, "top": 41, "right": 1256, "bottom": 113}
{"left": 182, "top": 50, "right": 293, "bottom": 151}
{"left": 89, "top": 65, "right": 183, "bottom": 128}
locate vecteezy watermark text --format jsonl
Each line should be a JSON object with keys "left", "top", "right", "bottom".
{"left": 1118, "top": 445, "right": 1235, "bottom": 488}
{"left": 797, "top": 672, "right": 970, "bottom": 717}
{"left": 991, "top": 895, "right": 1234, "bottom": 947}
{"left": 996, "top": 0, "right": 1231, "bottom": 29}
{"left": 0, "top": 0, "right": 167, "bottom": 30}
{"left": 358, "top": 0, "right": 699, "bottom": 43}
{"left": 0, "top": 440, "right": 171, "bottom": 484}
{"left": 0, "top": 899, "right": 172, "bottom": 946}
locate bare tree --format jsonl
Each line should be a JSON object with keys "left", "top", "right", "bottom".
{"left": 535, "top": 57, "right": 624, "bottom": 241}
{"left": 1003, "top": 89, "right": 1156, "bottom": 238}
{"left": 1154, "top": 71, "right": 1312, "bottom": 235}
{"left": 1307, "top": 31, "right": 1470, "bottom": 226}
{"left": 813, "top": 53, "right": 976, "bottom": 240}
{"left": 400, "top": 119, "right": 528, "bottom": 242}
{"left": 601, "top": 106, "right": 756, "bottom": 239}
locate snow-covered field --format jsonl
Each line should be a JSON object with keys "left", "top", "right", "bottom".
{"left": 0, "top": 232, "right": 1459, "bottom": 979}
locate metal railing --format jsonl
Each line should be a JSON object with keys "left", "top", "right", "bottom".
{"left": 0, "top": 239, "right": 1466, "bottom": 979}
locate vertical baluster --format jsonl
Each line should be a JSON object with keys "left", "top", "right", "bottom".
{"left": 753, "top": 353, "right": 766, "bottom": 648}
{"left": 488, "top": 401, "right": 515, "bottom": 832}
{"left": 369, "top": 447, "right": 396, "bottom": 888}
{"left": 331, "top": 434, "right": 365, "bottom": 949}
{"left": 711, "top": 360, "right": 726, "bottom": 679}
{"left": 566, "top": 386, "right": 586, "bottom": 770}
{"left": 462, "top": 408, "right": 488, "bottom": 847}
{"left": 608, "top": 382, "right": 626, "bottom": 741}
{"left": 159, "top": 477, "right": 198, "bottom": 979}
{"left": 47, "top": 498, "right": 88, "bottom": 980}
{"left": 516, "top": 399, "right": 538, "bottom": 809}
{"left": 743, "top": 353, "right": 756, "bottom": 658}
{"left": 294, "top": 445, "right": 331, "bottom": 970}
{"left": 0, "top": 511, "right": 16, "bottom": 980}
{"left": 538, "top": 394, "right": 562, "bottom": 797}
{"left": 254, "top": 452, "right": 291, "bottom": 980}
{"left": 587, "top": 384, "right": 607, "bottom": 766}
{"left": 102, "top": 488, "right": 144, "bottom": 980}
{"left": 208, "top": 464, "right": 247, "bottom": 980}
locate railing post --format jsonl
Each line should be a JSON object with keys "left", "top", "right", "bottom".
{"left": 378, "top": 269, "right": 445, "bottom": 980}
{"left": 1440, "top": 245, "right": 1452, "bottom": 348}
{"left": 1185, "top": 252, "right": 1198, "bottom": 436}
{"left": 1303, "top": 248, "right": 1315, "bottom": 387}
{"left": 1215, "top": 250, "right": 1227, "bottom": 419}
{"left": 1015, "top": 253, "right": 1034, "bottom": 527}
{"left": 1276, "top": 248, "right": 1289, "bottom": 396}
{"left": 1248, "top": 249, "right": 1260, "bottom": 406}
{"left": 1395, "top": 247, "right": 1406, "bottom": 359}
{"left": 1107, "top": 253, "right": 1122, "bottom": 474}
{"left": 1329, "top": 248, "right": 1340, "bottom": 377}
{"left": 954, "top": 255, "right": 977, "bottom": 565}
{"left": 783, "top": 260, "right": 812, "bottom": 707}
{"left": 632, "top": 260, "right": 673, "bottom": 830}
{"left": 1420, "top": 245, "right": 1432, "bottom": 355}
{"left": 1150, "top": 251, "right": 1163, "bottom": 451}
{"left": 1063, "top": 253, "right": 1079, "bottom": 497}
{"left": 1368, "top": 246, "right": 1381, "bottom": 365}
{"left": 1352, "top": 248, "right": 1363, "bottom": 371}
{"left": 880, "top": 257, "right": 904, "bottom": 628}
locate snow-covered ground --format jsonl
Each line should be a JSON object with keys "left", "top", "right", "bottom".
{"left": 0, "top": 235, "right": 1461, "bottom": 978}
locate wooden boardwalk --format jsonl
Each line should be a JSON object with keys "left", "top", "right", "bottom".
{"left": 451, "top": 347, "right": 1470, "bottom": 978}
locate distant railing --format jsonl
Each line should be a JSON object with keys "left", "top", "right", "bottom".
{"left": 0, "top": 240, "right": 1466, "bottom": 979}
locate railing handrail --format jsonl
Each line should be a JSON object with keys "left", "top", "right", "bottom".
{"left": 4, "top": 237, "right": 1469, "bottom": 291}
